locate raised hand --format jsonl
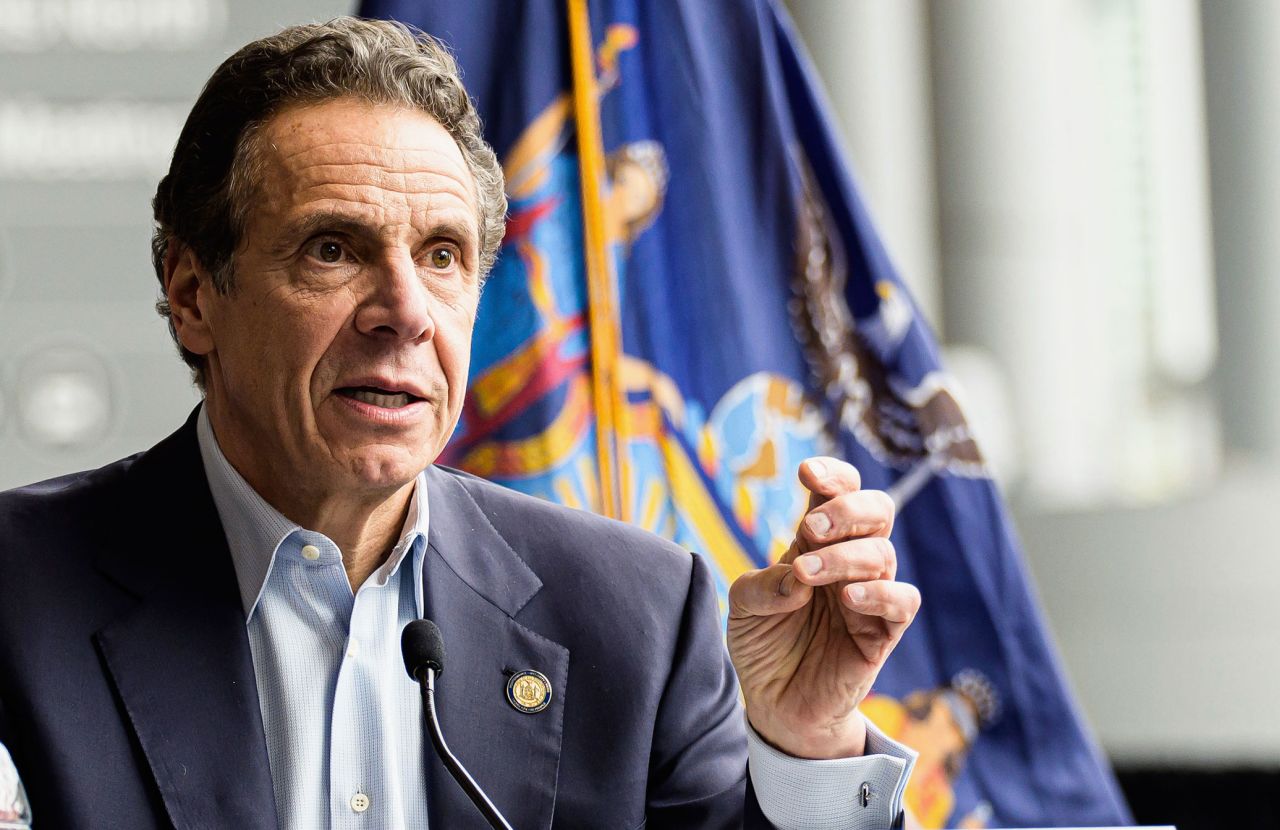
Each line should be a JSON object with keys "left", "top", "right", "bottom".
{"left": 726, "top": 457, "right": 921, "bottom": 759}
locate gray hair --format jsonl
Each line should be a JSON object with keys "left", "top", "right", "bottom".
{"left": 151, "top": 17, "right": 507, "bottom": 385}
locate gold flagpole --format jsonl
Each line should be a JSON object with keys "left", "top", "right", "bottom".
{"left": 566, "top": 0, "right": 631, "bottom": 522}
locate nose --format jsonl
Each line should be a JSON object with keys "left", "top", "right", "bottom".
{"left": 355, "top": 255, "right": 435, "bottom": 342}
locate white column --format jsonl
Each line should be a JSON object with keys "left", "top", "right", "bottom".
{"left": 1201, "top": 0, "right": 1280, "bottom": 463}
{"left": 931, "top": 0, "right": 1218, "bottom": 507}
{"left": 931, "top": 0, "right": 1110, "bottom": 505}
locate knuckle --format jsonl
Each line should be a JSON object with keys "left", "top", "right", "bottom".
{"left": 890, "top": 583, "right": 922, "bottom": 618}
{"left": 840, "top": 461, "right": 862, "bottom": 490}
{"left": 840, "top": 540, "right": 877, "bottom": 577}
{"left": 858, "top": 490, "right": 895, "bottom": 535}
{"left": 868, "top": 489, "right": 895, "bottom": 519}
{"left": 727, "top": 569, "right": 757, "bottom": 599}
{"left": 876, "top": 537, "right": 897, "bottom": 573}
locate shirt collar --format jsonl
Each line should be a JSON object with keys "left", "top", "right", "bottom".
{"left": 195, "top": 405, "right": 430, "bottom": 619}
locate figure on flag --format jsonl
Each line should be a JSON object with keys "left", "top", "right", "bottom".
{"left": 862, "top": 670, "right": 1002, "bottom": 828}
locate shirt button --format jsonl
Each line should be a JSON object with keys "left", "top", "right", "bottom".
{"left": 346, "top": 639, "right": 359, "bottom": 658}
{"left": 350, "top": 791, "right": 371, "bottom": 813}
{"left": 301, "top": 544, "right": 321, "bottom": 561}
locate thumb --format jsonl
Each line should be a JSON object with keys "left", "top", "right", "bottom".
{"left": 728, "top": 563, "right": 813, "bottom": 619}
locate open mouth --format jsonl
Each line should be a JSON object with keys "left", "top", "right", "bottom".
{"left": 335, "top": 386, "right": 425, "bottom": 409}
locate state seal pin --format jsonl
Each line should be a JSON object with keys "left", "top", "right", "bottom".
{"left": 506, "top": 669, "right": 552, "bottom": 714}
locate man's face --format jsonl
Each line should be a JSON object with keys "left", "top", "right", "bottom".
{"left": 193, "top": 98, "right": 481, "bottom": 502}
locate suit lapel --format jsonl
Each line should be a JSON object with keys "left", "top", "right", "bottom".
{"left": 93, "top": 411, "right": 278, "bottom": 829}
{"left": 423, "top": 467, "right": 569, "bottom": 830}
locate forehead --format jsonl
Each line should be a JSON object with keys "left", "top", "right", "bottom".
{"left": 254, "top": 98, "right": 478, "bottom": 228}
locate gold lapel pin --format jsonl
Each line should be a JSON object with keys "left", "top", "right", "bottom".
{"left": 506, "top": 669, "right": 552, "bottom": 714}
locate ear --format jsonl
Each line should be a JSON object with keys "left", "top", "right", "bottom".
{"left": 164, "top": 243, "right": 217, "bottom": 358}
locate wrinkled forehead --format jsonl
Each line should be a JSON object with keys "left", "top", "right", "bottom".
{"left": 252, "top": 98, "right": 480, "bottom": 232}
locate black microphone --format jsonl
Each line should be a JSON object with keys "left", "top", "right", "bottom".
{"left": 401, "top": 619, "right": 515, "bottom": 830}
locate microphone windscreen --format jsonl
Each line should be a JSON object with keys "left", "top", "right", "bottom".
{"left": 402, "top": 618, "right": 446, "bottom": 680}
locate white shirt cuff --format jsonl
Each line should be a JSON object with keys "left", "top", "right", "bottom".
{"left": 745, "top": 713, "right": 917, "bottom": 830}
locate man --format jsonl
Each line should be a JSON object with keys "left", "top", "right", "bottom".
{"left": 0, "top": 18, "right": 920, "bottom": 829}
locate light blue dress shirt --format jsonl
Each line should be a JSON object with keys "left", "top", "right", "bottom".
{"left": 197, "top": 410, "right": 431, "bottom": 829}
{"left": 196, "top": 408, "right": 915, "bottom": 829}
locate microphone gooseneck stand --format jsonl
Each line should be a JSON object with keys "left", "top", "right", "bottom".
{"left": 402, "top": 618, "right": 515, "bottom": 830}
{"left": 414, "top": 665, "right": 515, "bottom": 830}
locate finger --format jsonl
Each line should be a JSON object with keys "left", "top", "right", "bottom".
{"left": 792, "top": 537, "right": 896, "bottom": 586}
{"left": 727, "top": 563, "right": 813, "bottom": 619}
{"left": 842, "top": 579, "right": 921, "bottom": 627}
{"left": 800, "top": 489, "right": 895, "bottom": 546}
{"left": 797, "top": 457, "right": 861, "bottom": 509}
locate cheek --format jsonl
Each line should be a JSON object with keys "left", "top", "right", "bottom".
{"left": 217, "top": 313, "right": 347, "bottom": 416}
{"left": 436, "top": 300, "right": 477, "bottom": 386}
{"left": 267, "top": 296, "right": 353, "bottom": 371}
{"left": 439, "top": 336, "right": 473, "bottom": 407}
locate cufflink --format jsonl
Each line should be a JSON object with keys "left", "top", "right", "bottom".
{"left": 506, "top": 670, "right": 552, "bottom": 713}
{"left": 0, "top": 742, "right": 32, "bottom": 828}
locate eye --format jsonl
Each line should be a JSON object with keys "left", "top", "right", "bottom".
{"left": 428, "top": 247, "right": 455, "bottom": 269}
{"left": 305, "top": 238, "right": 352, "bottom": 265}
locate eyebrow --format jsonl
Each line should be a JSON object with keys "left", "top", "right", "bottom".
{"left": 271, "top": 210, "right": 479, "bottom": 256}
{"left": 420, "top": 217, "right": 479, "bottom": 250}
{"left": 270, "top": 211, "right": 373, "bottom": 254}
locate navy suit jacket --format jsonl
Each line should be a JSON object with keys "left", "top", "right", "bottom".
{"left": 0, "top": 411, "right": 772, "bottom": 828}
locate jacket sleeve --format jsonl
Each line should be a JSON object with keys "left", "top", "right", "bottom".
{"left": 644, "top": 551, "right": 776, "bottom": 829}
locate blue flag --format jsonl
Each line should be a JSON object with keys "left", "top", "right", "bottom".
{"left": 360, "top": 0, "right": 1133, "bottom": 825}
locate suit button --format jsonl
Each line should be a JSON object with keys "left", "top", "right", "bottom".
{"left": 350, "top": 791, "right": 371, "bottom": 813}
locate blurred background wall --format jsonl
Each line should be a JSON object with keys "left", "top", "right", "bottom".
{"left": 1, "top": 0, "right": 1276, "bottom": 823}
{"left": 0, "top": 0, "right": 351, "bottom": 483}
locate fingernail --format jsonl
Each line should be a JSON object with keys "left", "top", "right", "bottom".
{"left": 847, "top": 585, "right": 867, "bottom": 603}
{"left": 805, "top": 511, "right": 831, "bottom": 538}
{"left": 807, "top": 459, "right": 827, "bottom": 480}
{"left": 799, "top": 554, "right": 822, "bottom": 575}
{"left": 778, "top": 571, "right": 795, "bottom": 597}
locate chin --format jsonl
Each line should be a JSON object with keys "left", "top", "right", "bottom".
{"left": 342, "top": 449, "right": 430, "bottom": 491}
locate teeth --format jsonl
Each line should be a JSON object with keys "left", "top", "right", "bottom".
{"left": 348, "top": 389, "right": 412, "bottom": 408}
